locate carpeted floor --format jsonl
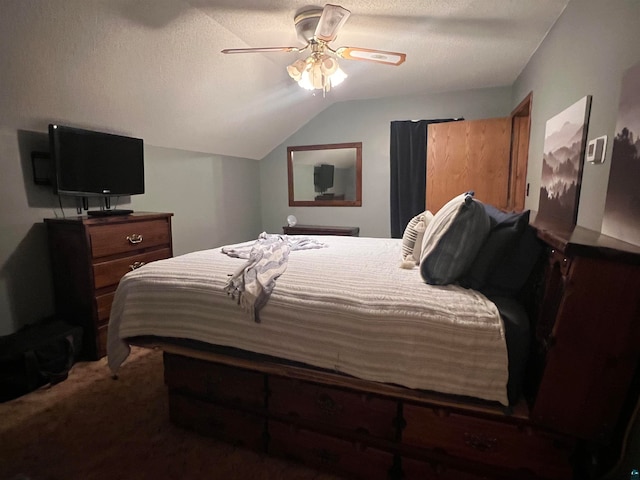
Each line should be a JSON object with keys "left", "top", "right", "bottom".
{"left": 0, "top": 347, "right": 343, "bottom": 480}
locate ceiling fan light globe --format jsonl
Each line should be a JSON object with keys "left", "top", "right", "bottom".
{"left": 286, "top": 58, "right": 307, "bottom": 82}
{"left": 286, "top": 65, "right": 302, "bottom": 81}
{"left": 319, "top": 55, "right": 338, "bottom": 75}
{"left": 330, "top": 67, "right": 347, "bottom": 87}
{"left": 298, "top": 69, "right": 314, "bottom": 90}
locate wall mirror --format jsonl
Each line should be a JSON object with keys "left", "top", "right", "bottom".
{"left": 287, "top": 142, "right": 362, "bottom": 207}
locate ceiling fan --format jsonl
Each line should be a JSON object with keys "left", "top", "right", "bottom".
{"left": 221, "top": 4, "right": 407, "bottom": 94}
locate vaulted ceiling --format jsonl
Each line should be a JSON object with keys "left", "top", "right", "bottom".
{"left": 2, "top": 0, "right": 569, "bottom": 160}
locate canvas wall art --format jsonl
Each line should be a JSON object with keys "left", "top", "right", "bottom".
{"left": 601, "top": 62, "right": 640, "bottom": 245}
{"left": 538, "top": 95, "right": 592, "bottom": 226}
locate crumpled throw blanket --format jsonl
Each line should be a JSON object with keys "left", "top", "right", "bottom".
{"left": 222, "top": 232, "right": 326, "bottom": 322}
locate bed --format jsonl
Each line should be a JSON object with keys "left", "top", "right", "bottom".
{"left": 107, "top": 203, "right": 640, "bottom": 480}
{"left": 109, "top": 234, "right": 528, "bottom": 404}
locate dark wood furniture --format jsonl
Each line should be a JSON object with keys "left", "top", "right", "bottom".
{"left": 162, "top": 348, "right": 572, "bottom": 480}
{"left": 282, "top": 224, "right": 360, "bottom": 236}
{"left": 528, "top": 214, "right": 640, "bottom": 443}
{"left": 45, "top": 212, "right": 173, "bottom": 359}
{"left": 155, "top": 216, "right": 640, "bottom": 480}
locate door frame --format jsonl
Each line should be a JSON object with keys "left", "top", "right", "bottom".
{"left": 509, "top": 92, "right": 533, "bottom": 211}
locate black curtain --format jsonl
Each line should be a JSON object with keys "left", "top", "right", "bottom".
{"left": 390, "top": 118, "right": 460, "bottom": 238}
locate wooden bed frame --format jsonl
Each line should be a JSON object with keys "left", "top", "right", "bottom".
{"left": 146, "top": 216, "right": 640, "bottom": 480}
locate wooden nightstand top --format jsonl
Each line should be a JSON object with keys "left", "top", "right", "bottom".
{"left": 282, "top": 225, "right": 360, "bottom": 237}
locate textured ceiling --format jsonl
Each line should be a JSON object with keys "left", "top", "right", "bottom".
{"left": 1, "top": 0, "right": 569, "bottom": 160}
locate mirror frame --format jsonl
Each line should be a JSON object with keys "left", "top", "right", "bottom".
{"left": 287, "top": 142, "right": 362, "bottom": 207}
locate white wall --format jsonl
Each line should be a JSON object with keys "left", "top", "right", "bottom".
{"left": 514, "top": 0, "right": 640, "bottom": 232}
{"left": 0, "top": 128, "right": 57, "bottom": 337}
{"left": 132, "top": 146, "right": 262, "bottom": 255}
{"left": 260, "top": 86, "right": 514, "bottom": 237}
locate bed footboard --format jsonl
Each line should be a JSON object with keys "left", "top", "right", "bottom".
{"left": 163, "top": 350, "right": 575, "bottom": 480}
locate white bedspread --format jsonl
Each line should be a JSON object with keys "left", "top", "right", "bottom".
{"left": 107, "top": 236, "right": 509, "bottom": 405}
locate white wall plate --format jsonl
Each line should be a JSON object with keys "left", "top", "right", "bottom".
{"left": 586, "top": 135, "right": 607, "bottom": 164}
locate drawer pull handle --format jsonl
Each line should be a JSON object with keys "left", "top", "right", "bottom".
{"left": 126, "top": 234, "right": 143, "bottom": 244}
{"left": 464, "top": 432, "right": 498, "bottom": 452}
{"left": 129, "top": 261, "right": 146, "bottom": 271}
{"left": 316, "top": 392, "right": 342, "bottom": 415}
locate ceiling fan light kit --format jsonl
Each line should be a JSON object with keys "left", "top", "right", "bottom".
{"left": 287, "top": 45, "right": 347, "bottom": 94}
{"left": 221, "top": 3, "right": 407, "bottom": 95}
{"left": 296, "top": 57, "right": 347, "bottom": 92}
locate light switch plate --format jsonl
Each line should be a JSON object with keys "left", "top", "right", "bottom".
{"left": 586, "top": 135, "right": 607, "bottom": 164}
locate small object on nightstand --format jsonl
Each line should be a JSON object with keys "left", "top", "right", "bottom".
{"left": 286, "top": 215, "right": 297, "bottom": 227}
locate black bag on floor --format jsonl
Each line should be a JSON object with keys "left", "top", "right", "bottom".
{"left": 0, "top": 319, "right": 83, "bottom": 402}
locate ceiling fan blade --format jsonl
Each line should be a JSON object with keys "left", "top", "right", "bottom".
{"left": 221, "top": 46, "right": 300, "bottom": 54}
{"left": 314, "top": 4, "right": 351, "bottom": 42}
{"left": 335, "top": 47, "right": 406, "bottom": 66}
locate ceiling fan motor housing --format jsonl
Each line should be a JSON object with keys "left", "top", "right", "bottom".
{"left": 294, "top": 9, "right": 323, "bottom": 44}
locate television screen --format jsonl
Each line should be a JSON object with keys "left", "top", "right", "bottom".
{"left": 49, "top": 124, "right": 145, "bottom": 197}
{"left": 313, "top": 164, "right": 334, "bottom": 193}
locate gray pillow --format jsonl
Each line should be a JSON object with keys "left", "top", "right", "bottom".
{"left": 420, "top": 192, "right": 491, "bottom": 285}
{"left": 481, "top": 225, "right": 544, "bottom": 298}
{"left": 461, "top": 208, "right": 531, "bottom": 290}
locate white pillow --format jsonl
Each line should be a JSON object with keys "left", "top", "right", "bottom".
{"left": 400, "top": 211, "right": 433, "bottom": 265}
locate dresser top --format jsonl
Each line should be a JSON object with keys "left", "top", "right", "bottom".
{"left": 531, "top": 212, "right": 640, "bottom": 262}
{"left": 44, "top": 212, "right": 173, "bottom": 226}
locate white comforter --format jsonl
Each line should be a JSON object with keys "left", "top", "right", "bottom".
{"left": 107, "top": 236, "right": 509, "bottom": 405}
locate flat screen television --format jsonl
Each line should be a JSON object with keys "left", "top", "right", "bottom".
{"left": 313, "top": 164, "right": 334, "bottom": 193}
{"left": 49, "top": 124, "right": 145, "bottom": 198}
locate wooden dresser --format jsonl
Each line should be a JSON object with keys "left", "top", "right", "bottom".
{"left": 528, "top": 214, "right": 640, "bottom": 443}
{"left": 282, "top": 224, "right": 360, "bottom": 236}
{"left": 45, "top": 212, "right": 173, "bottom": 359}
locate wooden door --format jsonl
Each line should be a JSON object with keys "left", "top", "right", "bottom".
{"left": 426, "top": 118, "right": 512, "bottom": 213}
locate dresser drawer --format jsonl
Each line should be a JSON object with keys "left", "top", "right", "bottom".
{"left": 269, "top": 376, "right": 397, "bottom": 440}
{"left": 97, "top": 324, "right": 108, "bottom": 358}
{"left": 93, "top": 248, "right": 171, "bottom": 290}
{"left": 95, "top": 291, "right": 115, "bottom": 326}
{"left": 89, "top": 219, "right": 171, "bottom": 259}
{"left": 402, "top": 404, "right": 573, "bottom": 480}
{"left": 268, "top": 420, "right": 393, "bottom": 480}
{"left": 164, "top": 353, "right": 265, "bottom": 410}
{"left": 401, "top": 456, "right": 494, "bottom": 480}
{"left": 169, "top": 392, "right": 266, "bottom": 451}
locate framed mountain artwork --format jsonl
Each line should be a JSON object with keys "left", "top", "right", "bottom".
{"left": 602, "top": 62, "right": 640, "bottom": 245}
{"left": 537, "top": 95, "right": 592, "bottom": 226}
